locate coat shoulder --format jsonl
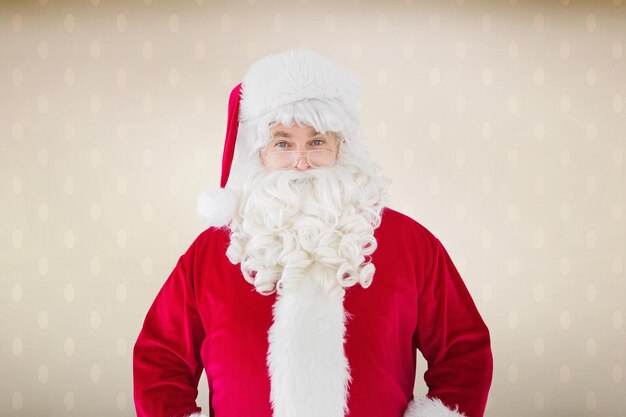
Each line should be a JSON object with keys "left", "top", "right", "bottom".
{"left": 379, "top": 207, "right": 441, "bottom": 248}
{"left": 180, "top": 226, "right": 233, "bottom": 267}
{"left": 189, "top": 225, "right": 231, "bottom": 250}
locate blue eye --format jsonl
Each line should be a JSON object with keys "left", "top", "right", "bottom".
{"left": 312, "top": 139, "right": 325, "bottom": 146}
{"left": 275, "top": 141, "right": 289, "bottom": 148}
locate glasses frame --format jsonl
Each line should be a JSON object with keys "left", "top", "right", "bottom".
{"left": 260, "top": 137, "right": 344, "bottom": 170}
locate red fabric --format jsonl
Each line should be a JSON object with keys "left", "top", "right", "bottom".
{"left": 220, "top": 83, "right": 242, "bottom": 189}
{"left": 133, "top": 208, "right": 493, "bottom": 417}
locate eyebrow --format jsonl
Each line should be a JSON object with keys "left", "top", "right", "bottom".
{"left": 271, "top": 130, "right": 322, "bottom": 139}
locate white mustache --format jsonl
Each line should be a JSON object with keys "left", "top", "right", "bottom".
{"left": 228, "top": 154, "right": 387, "bottom": 296}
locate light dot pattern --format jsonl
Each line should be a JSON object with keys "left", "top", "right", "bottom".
{"left": 117, "top": 338, "right": 128, "bottom": 356}
{"left": 533, "top": 337, "right": 545, "bottom": 357}
{"left": 64, "top": 283, "right": 76, "bottom": 303}
{"left": 12, "top": 392, "right": 23, "bottom": 411}
{"left": 560, "top": 364, "right": 571, "bottom": 384}
{"left": 533, "top": 392, "right": 545, "bottom": 410}
{"left": 613, "top": 364, "right": 624, "bottom": 384}
{"left": 64, "top": 391, "right": 75, "bottom": 410}
{"left": 533, "top": 285, "right": 545, "bottom": 303}
{"left": 12, "top": 283, "right": 24, "bottom": 302}
{"left": 12, "top": 338, "right": 24, "bottom": 356}
{"left": 116, "top": 391, "right": 128, "bottom": 410}
{"left": 2, "top": 2, "right": 625, "bottom": 417}
{"left": 64, "top": 337, "right": 75, "bottom": 357}
{"left": 38, "top": 364, "right": 50, "bottom": 384}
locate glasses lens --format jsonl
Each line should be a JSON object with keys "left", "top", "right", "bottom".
{"left": 265, "top": 149, "right": 337, "bottom": 169}
{"left": 307, "top": 149, "right": 336, "bottom": 167}
{"left": 267, "top": 151, "right": 299, "bottom": 169}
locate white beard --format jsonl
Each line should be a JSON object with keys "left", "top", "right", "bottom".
{"left": 226, "top": 157, "right": 386, "bottom": 297}
{"left": 226, "top": 158, "right": 386, "bottom": 417}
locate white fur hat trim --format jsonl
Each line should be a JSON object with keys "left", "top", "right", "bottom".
{"left": 239, "top": 48, "right": 361, "bottom": 124}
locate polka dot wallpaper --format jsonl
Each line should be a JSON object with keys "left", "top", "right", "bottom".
{"left": 1, "top": 0, "right": 625, "bottom": 416}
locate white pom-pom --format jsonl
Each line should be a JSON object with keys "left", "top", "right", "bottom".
{"left": 197, "top": 186, "right": 237, "bottom": 227}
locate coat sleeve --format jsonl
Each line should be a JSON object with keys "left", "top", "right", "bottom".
{"left": 133, "top": 245, "right": 207, "bottom": 417}
{"left": 412, "top": 237, "right": 493, "bottom": 417}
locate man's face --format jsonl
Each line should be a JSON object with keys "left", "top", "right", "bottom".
{"left": 261, "top": 123, "right": 340, "bottom": 171}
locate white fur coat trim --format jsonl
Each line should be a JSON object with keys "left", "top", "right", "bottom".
{"left": 403, "top": 396, "right": 466, "bottom": 417}
{"left": 186, "top": 270, "right": 465, "bottom": 417}
{"left": 266, "top": 271, "right": 350, "bottom": 417}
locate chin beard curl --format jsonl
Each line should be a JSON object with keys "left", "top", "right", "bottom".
{"left": 226, "top": 155, "right": 388, "bottom": 298}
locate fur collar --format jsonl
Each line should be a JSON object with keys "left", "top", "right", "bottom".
{"left": 266, "top": 270, "right": 350, "bottom": 417}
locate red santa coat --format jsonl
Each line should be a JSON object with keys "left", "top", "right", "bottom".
{"left": 133, "top": 208, "right": 493, "bottom": 417}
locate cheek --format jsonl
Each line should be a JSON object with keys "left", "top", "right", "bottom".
{"left": 331, "top": 138, "right": 340, "bottom": 153}
{"left": 261, "top": 154, "right": 280, "bottom": 171}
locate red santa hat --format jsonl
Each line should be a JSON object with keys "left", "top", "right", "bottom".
{"left": 197, "top": 48, "right": 364, "bottom": 227}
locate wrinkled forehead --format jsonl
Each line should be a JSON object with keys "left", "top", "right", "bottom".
{"left": 237, "top": 99, "right": 354, "bottom": 159}
{"left": 268, "top": 121, "right": 340, "bottom": 140}
{"left": 269, "top": 122, "right": 335, "bottom": 138}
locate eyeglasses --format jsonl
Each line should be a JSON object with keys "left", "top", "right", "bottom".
{"left": 262, "top": 148, "right": 338, "bottom": 170}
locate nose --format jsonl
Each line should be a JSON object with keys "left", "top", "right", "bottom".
{"left": 294, "top": 153, "right": 310, "bottom": 170}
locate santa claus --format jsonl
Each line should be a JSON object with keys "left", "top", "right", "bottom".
{"left": 133, "top": 48, "right": 493, "bottom": 417}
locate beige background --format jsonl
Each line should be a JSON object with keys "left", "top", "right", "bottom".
{"left": 2, "top": 0, "right": 625, "bottom": 416}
